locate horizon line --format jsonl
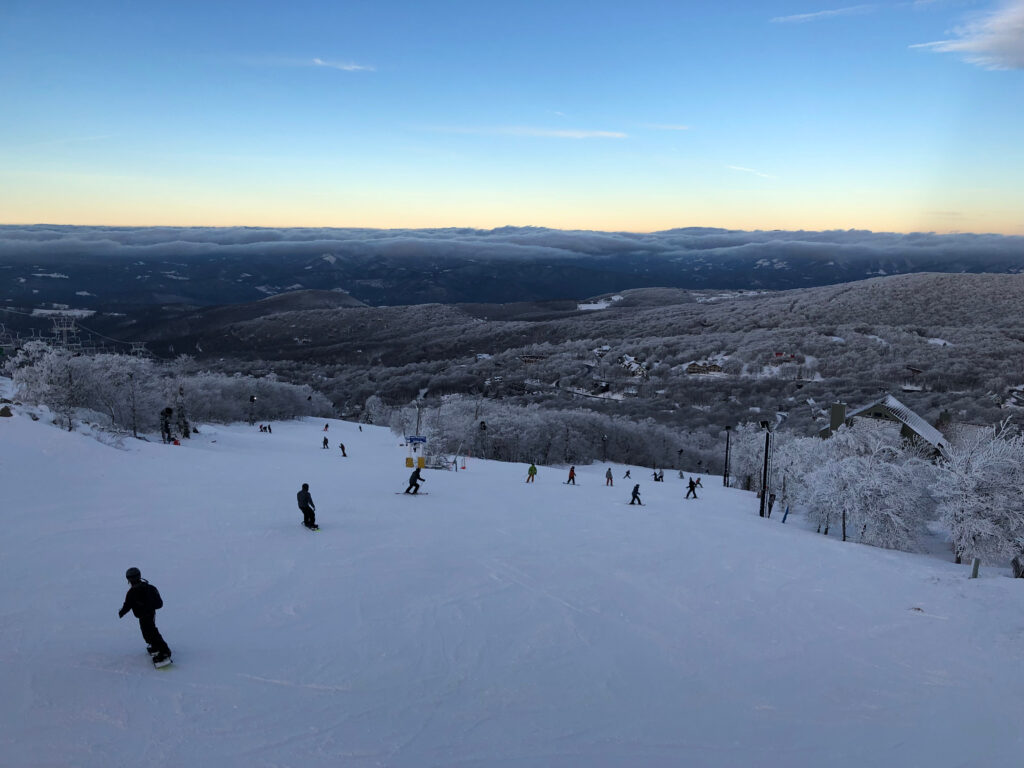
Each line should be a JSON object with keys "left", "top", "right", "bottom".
{"left": 0, "top": 220, "right": 1019, "bottom": 238}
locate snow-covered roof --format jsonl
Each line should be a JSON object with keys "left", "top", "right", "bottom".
{"left": 846, "top": 394, "right": 948, "bottom": 454}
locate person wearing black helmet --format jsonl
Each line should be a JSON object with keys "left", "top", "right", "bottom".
{"left": 118, "top": 567, "right": 171, "bottom": 666}
{"left": 297, "top": 482, "right": 317, "bottom": 530}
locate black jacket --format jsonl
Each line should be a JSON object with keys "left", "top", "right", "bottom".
{"left": 408, "top": 468, "right": 423, "bottom": 484}
{"left": 119, "top": 580, "right": 163, "bottom": 618}
{"left": 297, "top": 489, "right": 314, "bottom": 510}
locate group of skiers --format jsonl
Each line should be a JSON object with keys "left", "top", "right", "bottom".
{"left": 562, "top": 464, "right": 703, "bottom": 503}
{"left": 122, "top": 418, "right": 711, "bottom": 667}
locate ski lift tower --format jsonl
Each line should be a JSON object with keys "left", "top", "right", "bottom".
{"left": 131, "top": 341, "right": 149, "bottom": 357}
{"left": 51, "top": 317, "right": 79, "bottom": 349}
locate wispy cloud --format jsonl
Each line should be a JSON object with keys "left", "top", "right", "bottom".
{"left": 311, "top": 57, "right": 375, "bottom": 72}
{"left": 644, "top": 123, "right": 690, "bottom": 131}
{"left": 771, "top": 4, "right": 876, "bottom": 23}
{"left": 911, "top": 0, "right": 1024, "bottom": 69}
{"left": 427, "top": 126, "right": 627, "bottom": 139}
{"left": 727, "top": 165, "right": 774, "bottom": 179}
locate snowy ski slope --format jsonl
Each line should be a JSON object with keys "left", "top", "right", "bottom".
{"left": 2, "top": 397, "right": 1023, "bottom": 767}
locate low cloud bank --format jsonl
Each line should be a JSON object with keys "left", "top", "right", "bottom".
{"left": 2, "top": 225, "right": 1023, "bottom": 268}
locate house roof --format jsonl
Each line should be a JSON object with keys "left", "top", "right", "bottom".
{"left": 846, "top": 394, "right": 948, "bottom": 454}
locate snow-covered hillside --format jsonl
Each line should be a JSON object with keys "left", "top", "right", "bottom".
{"left": 2, "top": 394, "right": 1023, "bottom": 767}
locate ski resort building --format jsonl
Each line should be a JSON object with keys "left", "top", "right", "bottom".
{"left": 819, "top": 394, "right": 949, "bottom": 456}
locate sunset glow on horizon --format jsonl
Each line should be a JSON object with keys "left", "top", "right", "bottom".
{"left": 2, "top": 1, "right": 1022, "bottom": 236}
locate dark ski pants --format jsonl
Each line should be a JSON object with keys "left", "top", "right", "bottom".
{"left": 301, "top": 505, "right": 317, "bottom": 527}
{"left": 630, "top": 495, "right": 641, "bottom": 505}
{"left": 138, "top": 614, "right": 170, "bottom": 655}
{"left": 405, "top": 483, "right": 420, "bottom": 494}
{"left": 686, "top": 489, "right": 698, "bottom": 499}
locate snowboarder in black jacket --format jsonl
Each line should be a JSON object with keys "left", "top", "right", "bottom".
{"left": 297, "top": 483, "right": 317, "bottom": 529}
{"left": 405, "top": 467, "right": 425, "bottom": 494}
{"left": 629, "top": 484, "right": 642, "bottom": 505}
{"left": 118, "top": 567, "right": 171, "bottom": 663}
{"left": 686, "top": 478, "right": 699, "bottom": 499}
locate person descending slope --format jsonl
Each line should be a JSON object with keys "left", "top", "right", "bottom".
{"left": 405, "top": 467, "right": 426, "bottom": 494}
{"left": 629, "top": 484, "right": 643, "bottom": 506}
{"left": 526, "top": 463, "right": 537, "bottom": 483}
{"left": 605, "top": 468, "right": 614, "bottom": 487}
{"left": 567, "top": 466, "right": 576, "bottom": 485}
{"left": 686, "top": 477, "right": 699, "bottom": 499}
{"left": 118, "top": 567, "right": 172, "bottom": 667}
{"left": 297, "top": 483, "right": 318, "bottom": 529}
{"left": 322, "top": 436, "right": 329, "bottom": 449}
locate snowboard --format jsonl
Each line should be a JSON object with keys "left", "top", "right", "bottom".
{"left": 153, "top": 656, "right": 173, "bottom": 669}
{"left": 396, "top": 492, "right": 429, "bottom": 495}
{"left": 301, "top": 522, "right": 320, "bottom": 531}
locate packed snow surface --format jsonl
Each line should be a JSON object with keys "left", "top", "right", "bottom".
{"left": 2, "top": 402, "right": 1024, "bottom": 767}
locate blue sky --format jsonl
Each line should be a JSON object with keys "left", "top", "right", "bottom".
{"left": 1, "top": 0, "right": 1022, "bottom": 233}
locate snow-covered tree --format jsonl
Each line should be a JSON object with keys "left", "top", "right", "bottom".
{"left": 7, "top": 341, "right": 86, "bottom": 430}
{"left": 933, "top": 421, "right": 1024, "bottom": 565}
{"left": 784, "top": 424, "right": 934, "bottom": 550}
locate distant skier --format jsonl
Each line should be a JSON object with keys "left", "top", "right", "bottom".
{"left": 567, "top": 466, "right": 576, "bottom": 485}
{"left": 623, "top": 470, "right": 631, "bottom": 479}
{"left": 266, "top": 424, "right": 272, "bottom": 434}
{"left": 605, "top": 468, "right": 614, "bottom": 486}
{"left": 118, "top": 567, "right": 171, "bottom": 666}
{"left": 338, "top": 442, "right": 347, "bottom": 457}
{"left": 358, "top": 425, "right": 363, "bottom": 432}
{"left": 322, "top": 436, "right": 329, "bottom": 449}
{"left": 297, "top": 482, "right": 318, "bottom": 529}
{"left": 686, "top": 478, "right": 699, "bottom": 499}
{"left": 629, "top": 484, "right": 642, "bottom": 505}
{"left": 405, "top": 467, "right": 426, "bottom": 494}
{"left": 526, "top": 463, "right": 537, "bottom": 483}
{"left": 324, "top": 423, "right": 329, "bottom": 432}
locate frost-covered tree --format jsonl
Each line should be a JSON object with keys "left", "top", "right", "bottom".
{"left": 933, "top": 421, "right": 1024, "bottom": 565}
{"left": 726, "top": 422, "right": 771, "bottom": 491}
{"left": 7, "top": 341, "right": 86, "bottom": 430}
{"left": 783, "top": 424, "right": 934, "bottom": 550}
{"left": 6, "top": 343, "right": 331, "bottom": 435}
{"left": 82, "top": 354, "right": 161, "bottom": 437}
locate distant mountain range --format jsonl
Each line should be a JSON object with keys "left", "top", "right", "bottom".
{"left": 2, "top": 225, "right": 1023, "bottom": 320}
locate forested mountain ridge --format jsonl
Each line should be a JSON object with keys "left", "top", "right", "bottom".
{"left": 92, "top": 273, "right": 1024, "bottom": 437}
